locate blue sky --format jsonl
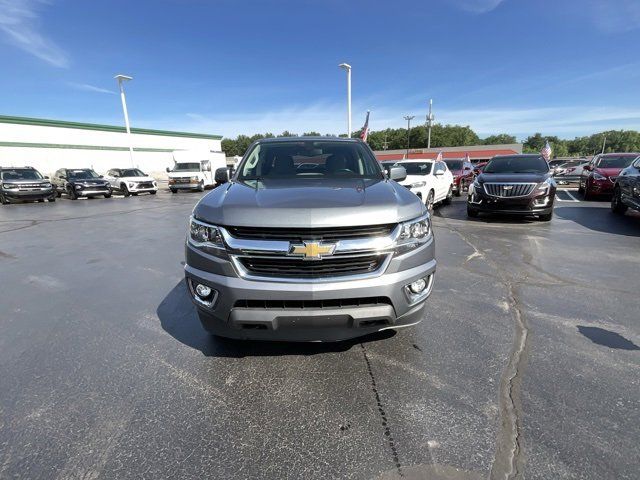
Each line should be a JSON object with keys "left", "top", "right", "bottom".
{"left": 0, "top": 0, "right": 639, "bottom": 139}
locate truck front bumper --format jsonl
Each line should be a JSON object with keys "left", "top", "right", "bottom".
{"left": 1, "top": 188, "right": 55, "bottom": 201}
{"left": 169, "top": 182, "right": 200, "bottom": 190}
{"left": 184, "top": 242, "right": 436, "bottom": 342}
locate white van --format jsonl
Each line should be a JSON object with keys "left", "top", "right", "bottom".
{"left": 167, "top": 150, "right": 226, "bottom": 193}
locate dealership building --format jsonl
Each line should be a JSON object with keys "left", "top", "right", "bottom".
{"left": 0, "top": 115, "right": 224, "bottom": 178}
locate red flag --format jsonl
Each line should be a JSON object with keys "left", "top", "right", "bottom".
{"left": 360, "top": 111, "right": 370, "bottom": 142}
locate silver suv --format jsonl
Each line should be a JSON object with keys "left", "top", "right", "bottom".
{"left": 184, "top": 137, "right": 436, "bottom": 341}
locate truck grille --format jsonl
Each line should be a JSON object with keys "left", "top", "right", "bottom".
{"left": 237, "top": 254, "right": 386, "bottom": 278}
{"left": 226, "top": 224, "right": 396, "bottom": 243}
{"left": 483, "top": 183, "right": 536, "bottom": 197}
{"left": 233, "top": 296, "right": 392, "bottom": 309}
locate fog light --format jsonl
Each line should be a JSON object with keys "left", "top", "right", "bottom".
{"left": 409, "top": 279, "right": 426, "bottom": 294}
{"left": 195, "top": 284, "right": 212, "bottom": 298}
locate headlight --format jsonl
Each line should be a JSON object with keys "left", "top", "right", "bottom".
{"left": 537, "top": 178, "right": 554, "bottom": 192}
{"left": 395, "top": 214, "right": 432, "bottom": 256}
{"left": 42, "top": 183, "right": 51, "bottom": 188}
{"left": 592, "top": 172, "right": 606, "bottom": 181}
{"left": 75, "top": 184, "right": 83, "bottom": 189}
{"left": 2, "top": 183, "right": 18, "bottom": 189}
{"left": 191, "top": 177, "right": 199, "bottom": 182}
{"left": 189, "top": 217, "right": 225, "bottom": 249}
{"left": 410, "top": 181, "right": 426, "bottom": 188}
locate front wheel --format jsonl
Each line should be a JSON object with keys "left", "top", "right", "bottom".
{"left": 48, "top": 197, "right": 56, "bottom": 202}
{"left": 121, "top": 184, "right": 131, "bottom": 197}
{"left": 467, "top": 205, "right": 479, "bottom": 218}
{"left": 104, "top": 192, "right": 112, "bottom": 198}
{"left": 68, "top": 186, "right": 78, "bottom": 200}
{"left": 150, "top": 190, "right": 157, "bottom": 195}
{"left": 198, "top": 181, "right": 205, "bottom": 192}
{"left": 170, "top": 188, "right": 177, "bottom": 194}
{"left": 539, "top": 212, "right": 553, "bottom": 222}
{"left": 0, "top": 193, "right": 9, "bottom": 205}
{"left": 443, "top": 186, "right": 453, "bottom": 205}
{"left": 611, "top": 188, "right": 628, "bottom": 214}
{"left": 426, "top": 190, "right": 435, "bottom": 213}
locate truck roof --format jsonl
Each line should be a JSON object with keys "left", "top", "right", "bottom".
{"left": 254, "top": 136, "right": 360, "bottom": 144}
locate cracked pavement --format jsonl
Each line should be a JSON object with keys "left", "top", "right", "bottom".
{"left": 0, "top": 191, "right": 638, "bottom": 479}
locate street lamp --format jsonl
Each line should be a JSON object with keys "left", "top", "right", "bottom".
{"left": 115, "top": 74, "right": 134, "bottom": 166}
{"left": 338, "top": 63, "right": 352, "bottom": 137}
{"left": 404, "top": 115, "right": 415, "bottom": 159}
{"left": 426, "top": 99, "right": 434, "bottom": 149}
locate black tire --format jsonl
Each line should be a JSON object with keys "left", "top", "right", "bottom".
{"left": 611, "top": 188, "right": 628, "bottom": 214}
{"left": 48, "top": 197, "right": 56, "bottom": 202}
{"left": 454, "top": 182, "right": 462, "bottom": 197}
{"left": 539, "top": 212, "right": 553, "bottom": 222}
{"left": 68, "top": 186, "right": 78, "bottom": 200}
{"left": 577, "top": 182, "right": 584, "bottom": 194}
{"left": 56, "top": 190, "right": 62, "bottom": 198}
{"left": 426, "top": 190, "right": 435, "bottom": 213}
{"left": 467, "top": 205, "right": 479, "bottom": 218}
{"left": 132, "top": 192, "right": 138, "bottom": 196}
{"left": 121, "top": 184, "right": 130, "bottom": 197}
{"left": 37, "top": 199, "right": 45, "bottom": 203}
{"left": 150, "top": 190, "right": 157, "bottom": 195}
{"left": 198, "top": 181, "right": 205, "bottom": 192}
{"left": 443, "top": 186, "right": 453, "bottom": 205}
{"left": 0, "top": 193, "right": 9, "bottom": 205}
{"left": 583, "top": 186, "right": 592, "bottom": 201}
{"left": 104, "top": 193, "right": 112, "bottom": 199}
{"left": 170, "top": 189, "right": 177, "bottom": 194}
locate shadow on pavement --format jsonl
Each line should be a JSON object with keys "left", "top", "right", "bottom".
{"left": 577, "top": 326, "right": 639, "bottom": 351}
{"left": 555, "top": 206, "right": 640, "bottom": 237}
{"left": 157, "top": 279, "right": 395, "bottom": 357}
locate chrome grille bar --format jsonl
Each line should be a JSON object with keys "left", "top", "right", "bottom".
{"left": 483, "top": 182, "right": 537, "bottom": 198}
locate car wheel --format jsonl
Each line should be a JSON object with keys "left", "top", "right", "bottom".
{"left": 443, "top": 186, "right": 453, "bottom": 205}
{"left": 150, "top": 190, "right": 157, "bottom": 195}
{"left": 198, "top": 180, "right": 205, "bottom": 192}
{"left": 48, "top": 197, "right": 56, "bottom": 202}
{"left": 455, "top": 182, "right": 462, "bottom": 197}
{"left": 37, "top": 199, "right": 45, "bottom": 203}
{"left": 577, "top": 182, "right": 584, "bottom": 194}
{"left": 426, "top": 190, "right": 435, "bottom": 213}
{"left": 68, "top": 186, "right": 78, "bottom": 200}
{"left": 170, "top": 188, "right": 177, "bottom": 194}
{"left": 611, "top": 188, "right": 628, "bottom": 214}
{"left": 104, "top": 192, "right": 112, "bottom": 198}
{"left": 467, "top": 205, "right": 479, "bottom": 218}
{"left": 539, "top": 212, "right": 553, "bottom": 222}
{"left": 56, "top": 190, "right": 62, "bottom": 198}
{"left": 0, "top": 193, "right": 9, "bottom": 205}
{"left": 583, "top": 186, "right": 592, "bottom": 201}
{"left": 121, "top": 184, "right": 131, "bottom": 197}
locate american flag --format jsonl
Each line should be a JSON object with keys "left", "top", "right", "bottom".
{"left": 541, "top": 140, "right": 552, "bottom": 161}
{"left": 359, "top": 111, "right": 370, "bottom": 142}
{"left": 463, "top": 152, "right": 471, "bottom": 163}
{"left": 435, "top": 151, "right": 443, "bottom": 162}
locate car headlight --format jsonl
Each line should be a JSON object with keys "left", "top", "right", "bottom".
{"left": 191, "top": 177, "right": 199, "bottom": 182}
{"left": 395, "top": 214, "right": 432, "bottom": 256}
{"left": 2, "top": 183, "right": 18, "bottom": 189}
{"left": 410, "top": 181, "right": 426, "bottom": 188}
{"left": 42, "top": 183, "right": 51, "bottom": 188}
{"left": 75, "top": 184, "right": 83, "bottom": 189}
{"left": 537, "top": 178, "right": 555, "bottom": 192}
{"left": 592, "top": 172, "right": 606, "bottom": 181}
{"left": 189, "top": 217, "right": 225, "bottom": 250}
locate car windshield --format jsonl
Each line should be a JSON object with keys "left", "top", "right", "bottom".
{"left": 399, "top": 162, "right": 432, "bottom": 175}
{"left": 1, "top": 169, "right": 43, "bottom": 180}
{"left": 67, "top": 169, "right": 99, "bottom": 179}
{"left": 173, "top": 162, "right": 200, "bottom": 172}
{"left": 238, "top": 140, "right": 383, "bottom": 181}
{"left": 596, "top": 155, "right": 636, "bottom": 168}
{"left": 445, "top": 160, "right": 463, "bottom": 170}
{"left": 120, "top": 169, "right": 146, "bottom": 177}
{"left": 483, "top": 156, "right": 549, "bottom": 174}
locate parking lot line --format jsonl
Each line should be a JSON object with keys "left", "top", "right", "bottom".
{"left": 555, "top": 190, "right": 580, "bottom": 202}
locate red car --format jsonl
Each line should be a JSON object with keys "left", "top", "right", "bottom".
{"left": 445, "top": 159, "right": 475, "bottom": 196}
{"left": 579, "top": 153, "right": 639, "bottom": 200}
{"left": 473, "top": 161, "right": 488, "bottom": 175}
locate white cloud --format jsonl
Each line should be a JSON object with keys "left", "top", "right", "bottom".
{"left": 445, "top": 0, "right": 506, "bottom": 14}
{"left": 67, "top": 82, "right": 116, "bottom": 95}
{"left": 0, "top": 0, "right": 68, "bottom": 67}
{"left": 586, "top": 0, "right": 640, "bottom": 32}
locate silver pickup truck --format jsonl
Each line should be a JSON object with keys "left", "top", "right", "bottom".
{"left": 184, "top": 137, "right": 436, "bottom": 341}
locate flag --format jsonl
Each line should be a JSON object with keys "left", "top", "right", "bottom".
{"left": 541, "top": 140, "right": 552, "bottom": 161}
{"left": 435, "top": 151, "right": 443, "bottom": 162}
{"left": 463, "top": 152, "right": 471, "bottom": 163}
{"left": 359, "top": 111, "right": 370, "bottom": 142}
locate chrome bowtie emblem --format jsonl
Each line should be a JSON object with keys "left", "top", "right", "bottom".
{"left": 288, "top": 241, "right": 336, "bottom": 260}
{"left": 502, "top": 185, "right": 513, "bottom": 190}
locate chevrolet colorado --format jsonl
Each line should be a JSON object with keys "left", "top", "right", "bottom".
{"left": 184, "top": 137, "right": 436, "bottom": 341}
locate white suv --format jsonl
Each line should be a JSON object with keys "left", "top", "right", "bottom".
{"left": 397, "top": 159, "right": 454, "bottom": 211}
{"left": 104, "top": 168, "right": 158, "bottom": 196}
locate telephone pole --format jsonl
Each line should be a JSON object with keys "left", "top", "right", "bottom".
{"left": 426, "top": 99, "right": 434, "bottom": 149}
{"left": 404, "top": 115, "right": 415, "bottom": 159}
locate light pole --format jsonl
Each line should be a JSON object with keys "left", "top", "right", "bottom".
{"left": 115, "top": 74, "right": 134, "bottom": 166}
{"left": 404, "top": 115, "right": 415, "bottom": 159}
{"left": 338, "top": 63, "right": 352, "bottom": 137}
{"left": 426, "top": 98, "right": 434, "bottom": 149}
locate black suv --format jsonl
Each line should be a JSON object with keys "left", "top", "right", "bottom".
{"left": 52, "top": 168, "right": 112, "bottom": 200}
{"left": 467, "top": 154, "right": 556, "bottom": 221}
{"left": 611, "top": 155, "right": 640, "bottom": 215}
{"left": 0, "top": 166, "right": 56, "bottom": 205}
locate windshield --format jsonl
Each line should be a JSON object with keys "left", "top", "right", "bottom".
{"left": 67, "top": 169, "right": 99, "bottom": 179}
{"left": 120, "top": 169, "right": 146, "bottom": 177}
{"left": 238, "top": 140, "right": 383, "bottom": 180}
{"left": 399, "top": 162, "right": 433, "bottom": 175}
{"left": 596, "top": 155, "right": 636, "bottom": 169}
{"left": 173, "top": 162, "right": 200, "bottom": 172}
{"left": 445, "top": 160, "right": 463, "bottom": 170}
{"left": 483, "top": 156, "right": 549, "bottom": 174}
{"left": 1, "top": 169, "right": 43, "bottom": 180}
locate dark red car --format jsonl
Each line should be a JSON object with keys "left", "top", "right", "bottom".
{"left": 579, "top": 153, "right": 639, "bottom": 200}
{"left": 445, "top": 159, "right": 475, "bottom": 196}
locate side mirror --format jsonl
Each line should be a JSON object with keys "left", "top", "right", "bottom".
{"left": 99, "top": 175, "right": 104, "bottom": 178}
{"left": 434, "top": 169, "right": 445, "bottom": 176}
{"left": 389, "top": 166, "right": 407, "bottom": 182}
{"left": 215, "top": 167, "right": 229, "bottom": 184}
{"left": 166, "top": 167, "right": 171, "bottom": 173}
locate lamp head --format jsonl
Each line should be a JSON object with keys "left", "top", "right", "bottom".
{"left": 338, "top": 63, "right": 351, "bottom": 70}
{"left": 114, "top": 74, "right": 133, "bottom": 82}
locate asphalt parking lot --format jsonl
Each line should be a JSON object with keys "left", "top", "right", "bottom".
{"left": 1, "top": 189, "right": 638, "bottom": 479}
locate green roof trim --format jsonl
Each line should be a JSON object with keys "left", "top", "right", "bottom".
{"left": 0, "top": 141, "right": 174, "bottom": 152}
{"left": 0, "top": 115, "right": 222, "bottom": 140}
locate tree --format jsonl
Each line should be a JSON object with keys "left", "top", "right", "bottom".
{"left": 483, "top": 134, "right": 517, "bottom": 145}
{"left": 303, "top": 131, "right": 321, "bottom": 136}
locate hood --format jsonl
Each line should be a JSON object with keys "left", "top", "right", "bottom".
{"left": 194, "top": 178, "right": 425, "bottom": 228}
{"left": 121, "top": 176, "right": 155, "bottom": 182}
{"left": 478, "top": 172, "right": 549, "bottom": 183}
{"left": 2, "top": 178, "right": 50, "bottom": 185}
{"left": 594, "top": 167, "right": 623, "bottom": 177}
{"left": 399, "top": 174, "right": 428, "bottom": 186}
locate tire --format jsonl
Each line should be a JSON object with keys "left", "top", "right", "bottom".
{"left": 454, "top": 182, "right": 462, "bottom": 197}
{"left": 170, "top": 189, "right": 177, "bottom": 194}
{"left": 426, "top": 190, "right": 435, "bottom": 213}
{"left": 121, "top": 184, "right": 130, "bottom": 197}
{"left": 104, "top": 193, "right": 112, "bottom": 199}
{"left": 56, "top": 190, "right": 62, "bottom": 198}
{"left": 443, "top": 186, "right": 453, "bottom": 205}
{"left": 583, "top": 186, "right": 592, "bottom": 201}
{"left": 198, "top": 181, "right": 205, "bottom": 192}
{"left": 48, "top": 197, "right": 56, "bottom": 202}
{"left": 150, "top": 190, "right": 157, "bottom": 195}
{"left": 611, "top": 188, "right": 628, "bottom": 215}
{"left": 37, "top": 199, "right": 45, "bottom": 203}
{"left": 68, "top": 186, "right": 78, "bottom": 200}
{"left": 132, "top": 192, "right": 138, "bottom": 196}
{"left": 577, "top": 182, "right": 584, "bottom": 194}
{"left": 539, "top": 212, "right": 553, "bottom": 222}
{"left": 467, "top": 205, "right": 479, "bottom": 218}
{"left": 0, "top": 193, "right": 9, "bottom": 205}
